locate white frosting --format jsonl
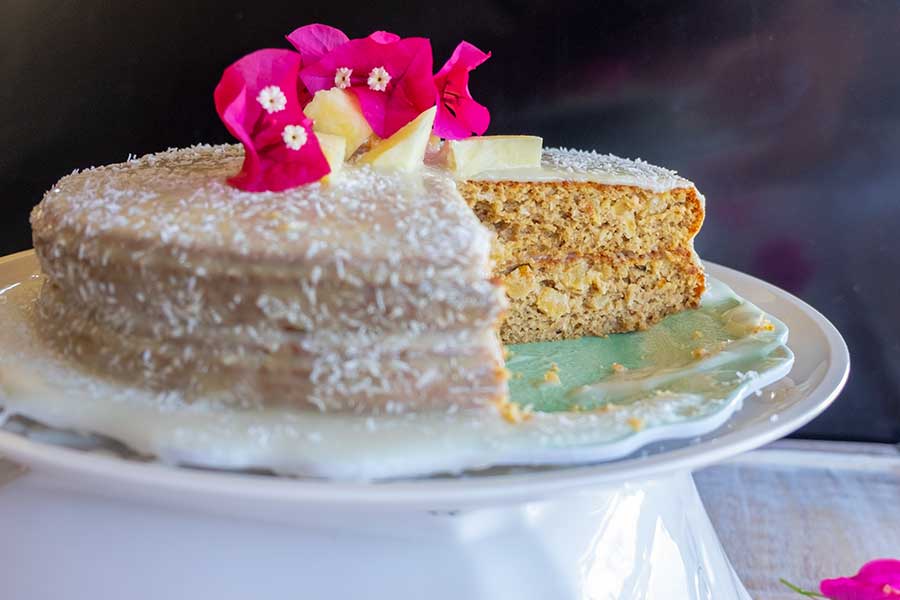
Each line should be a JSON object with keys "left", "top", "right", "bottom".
{"left": 29, "top": 145, "right": 507, "bottom": 413}
{"left": 466, "top": 147, "right": 696, "bottom": 194}
{"left": 33, "top": 144, "right": 493, "bottom": 274}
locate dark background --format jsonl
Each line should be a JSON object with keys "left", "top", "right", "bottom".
{"left": 2, "top": 1, "right": 898, "bottom": 442}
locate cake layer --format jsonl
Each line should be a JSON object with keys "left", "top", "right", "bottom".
{"left": 32, "top": 146, "right": 493, "bottom": 279}
{"left": 36, "top": 281, "right": 504, "bottom": 413}
{"left": 499, "top": 250, "right": 705, "bottom": 343}
{"left": 458, "top": 179, "right": 703, "bottom": 270}
{"left": 457, "top": 148, "right": 707, "bottom": 344}
{"left": 38, "top": 241, "right": 504, "bottom": 336}
{"left": 30, "top": 145, "right": 508, "bottom": 412}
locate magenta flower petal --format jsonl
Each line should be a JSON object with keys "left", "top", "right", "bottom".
{"left": 247, "top": 117, "right": 329, "bottom": 192}
{"left": 820, "top": 560, "right": 900, "bottom": 600}
{"left": 368, "top": 30, "right": 401, "bottom": 44}
{"left": 214, "top": 48, "right": 330, "bottom": 191}
{"left": 300, "top": 35, "right": 435, "bottom": 138}
{"left": 433, "top": 41, "right": 491, "bottom": 139}
{"left": 855, "top": 560, "right": 900, "bottom": 587}
{"left": 285, "top": 24, "right": 349, "bottom": 63}
{"left": 239, "top": 116, "right": 329, "bottom": 192}
{"left": 215, "top": 85, "right": 258, "bottom": 173}
{"left": 214, "top": 48, "right": 302, "bottom": 136}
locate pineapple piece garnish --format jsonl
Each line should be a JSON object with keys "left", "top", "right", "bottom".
{"left": 448, "top": 135, "right": 543, "bottom": 177}
{"left": 357, "top": 107, "right": 437, "bottom": 171}
{"left": 304, "top": 89, "right": 373, "bottom": 158}
{"left": 314, "top": 132, "right": 346, "bottom": 180}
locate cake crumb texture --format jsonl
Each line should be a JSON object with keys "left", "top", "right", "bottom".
{"left": 498, "top": 251, "right": 704, "bottom": 343}
{"left": 458, "top": 179, "right": 704, "bottom": 270}
{"left": 459, "top": 150, "right": 706, "bottom": 344}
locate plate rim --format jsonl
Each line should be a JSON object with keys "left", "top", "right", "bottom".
{"left": 0, "top": 251, "right": 849, "bottom": 507}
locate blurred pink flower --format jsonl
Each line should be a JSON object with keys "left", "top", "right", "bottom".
{"left": 433, "top": 41, "right": 491, "bottom": 139}
{"left": 368, "top": 31, "right": 401, "bottom": 45}
{"left": 285, "top": 24, "right": 349, "bottom": 105}
{"left": 286, "top": 23, "right": 349, "bottom": 64}
{"left": 752, "top": 237, "right": 814, "bottom": 294}
{"left": 299, "top": 33, "right": 435, "bottom": 138}
{"left": 820, "top": 560, "right": 900, "bottom": 599}
{"left": 214, "top": 48, "right": 330, "bottom": 191}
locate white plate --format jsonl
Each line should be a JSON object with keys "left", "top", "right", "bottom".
{"left": 0, "top": 261, "right": 793, "bottom": 480}
{"left": 0, "top": 251, "right": 848, "bottom": 512}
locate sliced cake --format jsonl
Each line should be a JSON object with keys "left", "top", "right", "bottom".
{"left": 455, "top": 147, "right": 705, "bottom": 343}
{"left": 28, "top": 24, "right": 708, "bottom": 419}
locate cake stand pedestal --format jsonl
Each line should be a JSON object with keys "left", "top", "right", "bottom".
{"left": 0, "top": 467, "right": 747, "bottom": 600}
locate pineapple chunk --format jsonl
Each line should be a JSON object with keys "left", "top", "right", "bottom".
{"left": 536, "top": 286, "right": 570, "bottom": 320}
{"left": 304, "top": 89, "right": 373, "bottom": 158}
{"left": 314, "top": 132, "right": 346, "bottom": 180}
{"left": 448, "top": 135, "right": 543, "bottom": 178}
{"left": 357, "top": 107, "right": 437, "bottom": 171}
{"left": 503, "top": 265, "right": 537, "bottom": 299}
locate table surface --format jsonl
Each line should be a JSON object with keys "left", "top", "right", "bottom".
{"left": 695, "top": 439, "right": 900, "bottom": 599}
{"left": 2, "top": 439, "right": 898, "bottom": 598}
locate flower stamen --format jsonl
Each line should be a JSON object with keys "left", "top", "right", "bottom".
{"left": 256, "top": 85, "right": 287, "bottom": 114}
{"left": 334, "top": 67, "right": 353, "bottom": 89}
{"left": 282, "top": 125, "right": 308, "bottom": 150}
{"left": 367, "top": 66, "right": 391, "bottom": 92}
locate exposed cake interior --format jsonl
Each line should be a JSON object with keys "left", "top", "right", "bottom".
{"left": 458, "top": 148, "right": 706, "bottom": 343}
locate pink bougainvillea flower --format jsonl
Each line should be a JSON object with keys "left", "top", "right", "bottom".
{"left": 432, "top": 41, "right": 491, "bottom": 139}
{"left": 285, "top": 24, "right": 349, "bottom": 105}
{"left": 820, "top": 560, "right": 900, "bottom": 600}
{"left": 214, "top": 48, "right": 330, "bottom": 192}
{"left": 285, "top": 23, "right": 349, "bottom": 64}
{"left": 368, "top": 30, "right": 400, "bottom": 44}
{"left": 300, "top": 34, "right": 436, "bottom": 138}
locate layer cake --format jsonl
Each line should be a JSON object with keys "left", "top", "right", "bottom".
{"left": 31, "top": 145, "right": 508, "bottom": 413}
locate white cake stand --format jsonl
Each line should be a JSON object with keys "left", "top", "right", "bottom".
{"left": 0, "top": 257, "right": 848, "bottom": 600}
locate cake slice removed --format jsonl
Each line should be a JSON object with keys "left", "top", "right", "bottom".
{"left": 457, "top": 147, "right": 706, "bottom": 343}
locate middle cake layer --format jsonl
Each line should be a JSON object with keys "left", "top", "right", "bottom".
{"left": 499, "top": 250, "right": 705, "bottom": 343}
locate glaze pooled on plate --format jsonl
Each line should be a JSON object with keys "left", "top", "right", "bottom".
{"left": 0, "top": 267, "right": 792, "bottom": 480}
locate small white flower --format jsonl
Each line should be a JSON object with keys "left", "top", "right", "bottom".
{"left": 257, "top": 85, "right": 287, "bottom": 114}
{"left": 282, "top": 125, "right": 308, "bottom": 150}
{"left": 367, "top": 66, "right": 391, "bottom": 92}
{"left": 334, "top": 67, "right": 353, "bottom": 89}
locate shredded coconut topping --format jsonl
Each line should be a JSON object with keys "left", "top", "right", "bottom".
{"left": 468, "top": 147, "right": 697, "bottom": 195}
{"left": 30, "top": 144, "right": 506, "bottom": 413}
{"left": 542, "top": 147, "right": 693, "bottom": 192}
